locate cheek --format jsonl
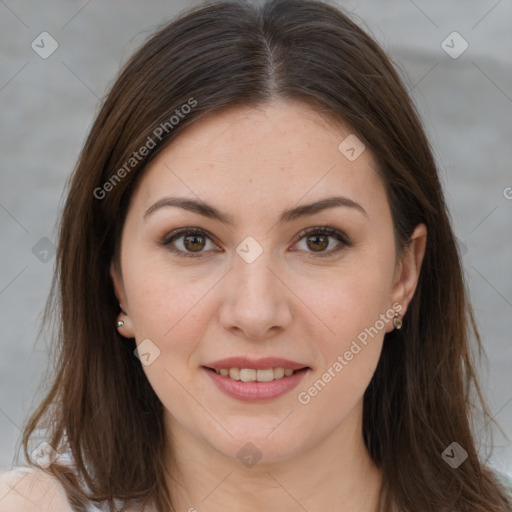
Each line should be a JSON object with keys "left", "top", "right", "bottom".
{"left": 127, "top": 279, "right": 206, "bottom": 354}
{"left": 122, "top": 244, "right": 202, "bottom": 335}
{"left": 320, "top": 262, "right": 394, "bottom": 338}
{"left": 320, "top": 288, "right": 387, "bottom": 384}
{"left": 306, "top": 249, "right": 395, "bottom": 390}
{"left": 296, "top": 277, "right": 389, "bottom": 421}
{"left": 123, "top": 272, "right": 209, "bottom": 410}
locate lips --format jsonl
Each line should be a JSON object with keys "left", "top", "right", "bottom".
{"left": 204, "top": 357, "right": 309, "bottom": 371}
{"left": 202, "top": 357, "right": 310, "bottom": 402}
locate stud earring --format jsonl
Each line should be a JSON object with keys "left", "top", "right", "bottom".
{"left": 393, "top": 312, "right": 402, "bottom": 330}
{"left": 116, "top": 320, "right": 124, "bottom": 328}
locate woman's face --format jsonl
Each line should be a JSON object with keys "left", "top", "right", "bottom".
{"left": 111, "top": 100, "right": 425, "bottom": 464}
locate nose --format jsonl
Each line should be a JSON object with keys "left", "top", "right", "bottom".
{"left": 218, "top": 251, "right": 293, "bottom": 341}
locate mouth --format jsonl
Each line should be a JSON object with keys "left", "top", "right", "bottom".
{"left": 204, "top": 366, "right": 308, "bottom": 382}
{"left": 202, "top": 357, "right": 311, "bottom": 402}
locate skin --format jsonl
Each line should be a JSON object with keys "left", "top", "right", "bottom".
{"left": 111, "top": 100, "right": 427, "bottom": 512}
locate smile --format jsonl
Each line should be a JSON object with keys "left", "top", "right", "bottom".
{"left": 203, "top": 365, "right": 310, "bottom": 402}
{"left": 211, "top": 367, "right": 296, "bottom": 382}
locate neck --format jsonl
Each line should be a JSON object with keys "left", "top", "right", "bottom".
{"left": 164, "top": 404, "right": 383, "bottom": 512}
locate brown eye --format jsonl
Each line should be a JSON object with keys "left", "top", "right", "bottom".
{"left": 306, "top": 234, "right": 329, "bottom": 252}
{"left": 162, "top": 228, "right": 217, "bottom": 258}
{"left": 294, "top": 226, "right": 351, "bottom": 257}
{"left": 182, "top": 234, "right": 206, "bottom": 252}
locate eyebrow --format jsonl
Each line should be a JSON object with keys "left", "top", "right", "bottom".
{"left": 143, "top": 195, "right": 367, "bottom": 225}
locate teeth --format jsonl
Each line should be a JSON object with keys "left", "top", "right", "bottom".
{"left": 274, "top": 367, "right": 285, "bottom": 379}
{"left": 256, "top": 368, "right": 274, "bottom": 382}
{"left": 213, "top": 367, "right": 299, "bottom": 381}
{"left": 229, "top": 368, "right": 240, "bottom": 380}
{"left": 240, "top": 368, "right": 256, "bottom": 382}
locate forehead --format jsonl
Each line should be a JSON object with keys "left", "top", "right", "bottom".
{"left": 130, "top": 100, "right": 386, "bottom": 222}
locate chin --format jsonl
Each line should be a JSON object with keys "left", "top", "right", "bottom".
{"left": 202, "top": 424, "right": 314, "bottom": 466}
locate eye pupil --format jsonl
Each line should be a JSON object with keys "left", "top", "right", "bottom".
{"left": 184, "top": 235, "right": 205, "bottom": 252}
{"left": 307, "top": 235, "right": 329, "bottom": 252}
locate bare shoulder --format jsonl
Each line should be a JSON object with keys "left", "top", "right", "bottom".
{"left": 0, "top": 467, "right": 73, "bottom": 512}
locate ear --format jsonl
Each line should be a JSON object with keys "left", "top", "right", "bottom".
{"left": 389, "top": 223, "right": 427, "bottom": 321}
{"left": 110, "top": 261, "right": 126, "bottom": 309}
{"left": 110, "top": 261, "right": 135, "bottom": 338}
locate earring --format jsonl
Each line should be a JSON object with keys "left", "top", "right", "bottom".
{"left": 393, "top": 312, "right": 402, "bottom": 330}
{"left": 116, "top": 320, "right": 124, "bottom": 328}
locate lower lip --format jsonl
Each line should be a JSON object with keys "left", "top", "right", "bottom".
{"left": 203, "top": 367, "right": 309, "bottom": 402}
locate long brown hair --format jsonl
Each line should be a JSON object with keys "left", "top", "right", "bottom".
{"left": 19, "top": 1, "right": 510, "bottom": 510}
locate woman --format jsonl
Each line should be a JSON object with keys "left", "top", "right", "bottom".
{"left": 1, "top": 0, "right": 510, "bottom": 510}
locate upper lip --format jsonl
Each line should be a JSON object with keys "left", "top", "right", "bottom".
{"left": 204, "top": 357, "right": 309, "bottom": 371}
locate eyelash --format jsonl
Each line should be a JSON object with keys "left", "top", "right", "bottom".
{"left": 161, "top": 226, "right": 352, "bottom": 259}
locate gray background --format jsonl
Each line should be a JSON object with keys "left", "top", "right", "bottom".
{"left": 1, "top": 0, "right": 511, "bottom": 478}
